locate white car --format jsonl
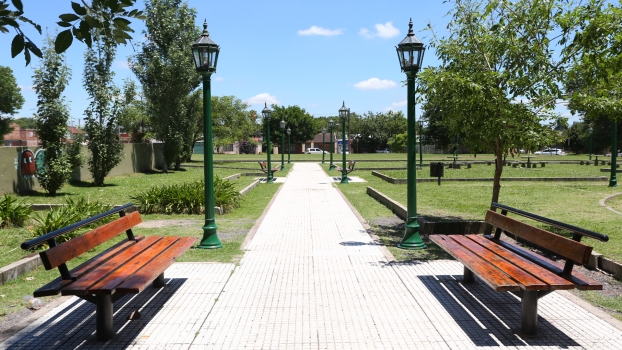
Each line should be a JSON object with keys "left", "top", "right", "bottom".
{"left": 534, "top": 148, "right": 565, "bottom": 155}
{"left": 605, "top": 152, "right": 622, "bottom": 157}
{"left": 305, "top": 148, "right": 328, "bottom": 154}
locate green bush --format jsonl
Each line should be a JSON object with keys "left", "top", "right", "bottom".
{"left": 0, "top": 195, "right": 32, "bottom": 228}
{"left": 31, "top": 197, "right": 112, "bottom": 244}
{"left": 131, "top": 176, "right": 242, "bottom": 215}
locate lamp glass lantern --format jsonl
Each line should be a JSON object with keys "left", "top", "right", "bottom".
{"left": 192, "top": 20, "right": 220, "bottom": 73}
{"left": 395, "top": 18, "right": 425, "bottom": 74}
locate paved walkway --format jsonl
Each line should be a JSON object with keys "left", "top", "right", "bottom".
{"left": 3, "top": 163, "right": 622, "bottom": 349}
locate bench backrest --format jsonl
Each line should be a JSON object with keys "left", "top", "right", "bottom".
{"left": 485, "top": 210, "right": 592, "bottom": 265}
{"left": 39, "top": 211, "right": 143, "bottom": 270}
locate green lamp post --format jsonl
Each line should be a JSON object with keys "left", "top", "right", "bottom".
{"left": 589, "top": 125, "right": 593, "bottom": 160}
{"left": 610, "top": 121, "right": 618, "bottom": 187}
{"left": 280, "top": 119, "right": 286, "bottom": 171}
{"left": 396, "top": 18, "right": 426, "bottom": 250}
{"left": 322, "top": 127, "right": 327, "bottom": 164}
{"left": 192, "top": 19, "right": 222, "bottom": 249}
{"left": 418, "top": 119, "right": 424, "bottom": 168}
{"left": 339, "top": 102, "right": 350, "bottom": 184}
{"left": 263, "top": 103, "right": 274, "bottom": 184}
{"left": 328, "top": 119, "right": 336, "bottom": 170}
{"left": 287, "top": 127, "right": 291, "bottom": 164}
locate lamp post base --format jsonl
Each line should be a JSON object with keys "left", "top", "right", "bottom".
{"left": 197, "top": 224, "right": 223, "bottom": 249}
{"left": 609, "top": 178, "right": 617, "bottom": 187}
{"left": 398, "top": 220, "right": 426, "bottom": 250}
{"left": 329, "top": 164, "right": 336, "bottom": 170}
{"left": 340, "top": 176, "right": 349, "bottom": 184}
{"left": 280, "top": 165, "right": 285, "bottom": 171}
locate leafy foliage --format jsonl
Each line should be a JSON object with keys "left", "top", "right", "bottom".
{"left": 350, "top": 110, "right": 407, "bottom": 152}
{"left": 0, "top": 0, "right": 42, "bottom": 65}
{"left": 0, "top": 194, "right": 31, "bottom": 228}
{"left": 32, "top": 34, "right": 73, "bottom": 196}
{"left": 31, "top": 196, "right": 112, "bottom": 243}
{"left": 83, "top": 26, "right": 124, "bottom": 186}
{"left": 131, "top": 176, "right": 242, "bottom": 214}
{"left": 268, "top": 105, "right": 316, "bottom": 147}
{"left": 212, "top": 96, "right": 258, "bottom": 148}
{"left": 0, "top": 65, "right": 25, "bottom": 140}
{"left": 130, "top": 0, "right": 201, "bottom": 171}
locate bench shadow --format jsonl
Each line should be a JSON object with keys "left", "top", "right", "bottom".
{"left": 419, "top": 275, "right": 580, "bottom": 348}
{"left": 2, "top": 278, "right": 187, "bottom": 349}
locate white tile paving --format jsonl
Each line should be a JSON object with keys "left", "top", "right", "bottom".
{"left": 2, "top": 162, "right": 622, "bottom": 349}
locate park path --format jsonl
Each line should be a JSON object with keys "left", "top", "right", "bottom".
{"left": 2, "top": 162, "right": 622, "bottom": 349}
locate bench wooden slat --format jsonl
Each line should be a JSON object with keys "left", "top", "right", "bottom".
{"left": 61, "top": 236, "right": 163, "bottom": 295}
{"left": 40, "top": 211, "right": 142, "bottom": 270}
{"left": 88, "top": 236, "right": 187, "bottom": 294}
{"left": 33, "top": 239, "right": 141, "bottom": 297}
{"left": 485, "top": 210, "right": 592, "bottom": 265}
{"left": 115, "top": 237, "right": 197, "bottom": 294}
{"left": 451, "top": 235, "right": 550, "bottom": 291}
{"left": 468, "top": 235, "right": 574, "bottom": 290}
{"left": 429, "top": 235, "right": 520, "bottom": 292}
{"left": 485, "top": 235, "right": 602, "bottom": 290}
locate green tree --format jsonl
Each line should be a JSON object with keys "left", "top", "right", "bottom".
{"left": 269, "top": 105, "right": 316, "bottom": 146}
{"left": 212, "top": 95, "right": 257, "bottom": 148}
{"left": 118, "top": 78, "right": 148, "bottom": 143}
{"left": 32, "top": 34, "right": 73, "bottom": 195}
{"left": 0, "top": 65, "right": 24, "bottom": 140}
{"left": 388, "top": 133, "right": 408, "bottom": 153}
{"left": 418, "top": 0, "right": 567, "bottom": 204}
{"left": 130, "top": 0, "right": 201, "bottom": 171}
{"left": 11, "top": 116, "right": 36, "bottom": 129}
{"left": 1, "top": 0, "right": 144, "bottom": 65}
{"left": 82, "top": 11, "right": 124, "bottom": 186}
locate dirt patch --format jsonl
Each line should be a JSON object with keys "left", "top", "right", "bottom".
{"left": 136, "top": 219, "right": 201, "bottom": 228}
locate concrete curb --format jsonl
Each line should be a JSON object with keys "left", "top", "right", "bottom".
{"left": 239, "top": 179, "right": 260, "bottom": 196}
{"left": 372, "top": 170, "right": 608, "bottom": 184}
{"left": 0, "top": 255, "right": 42, "bottom": 286}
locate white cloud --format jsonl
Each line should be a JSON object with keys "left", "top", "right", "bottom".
{"left": 18, "top": 85, "right": 33, "bottom": 91}
{"left": 298, "top": 26, "right": 343, "bottom": 36}
{"left": 359, "top": 22, "right": 400, "bottom": 39}
{"left": 116, "top": 60, "right": 129, "bottom": 69}
{"left": 246, "top": 93, "right": 281, "bottom": 105}
{"left": 384, "top": 100, "right": 407, "bottom": 111}
{"left": 354, "top": 78, "right": 397, "bottom": 90}
{"left": 214, "top": 77, "right": 224, "bottom": 82}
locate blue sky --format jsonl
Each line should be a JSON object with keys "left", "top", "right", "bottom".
{"left": 1, "top": 0, "right": 576, "bottom": 126}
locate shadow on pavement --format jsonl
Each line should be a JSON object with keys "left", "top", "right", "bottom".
{"left": 2, "top": 278, "right": 187, "bottom": 349}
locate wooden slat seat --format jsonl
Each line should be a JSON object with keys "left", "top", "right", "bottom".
{"left": 22, "top": 204, "right": 196, "bottom": 341}
{"left": 258, "top": 161, "right": 279, "bottom": 174}
{"left": 430, "top": 202, "right": 608, "bottom": 335}
{"left": 334, "top": 161, "right": 356, "bottom": 174}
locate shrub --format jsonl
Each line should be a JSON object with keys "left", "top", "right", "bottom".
{"left": 131, "top": 176, "right": 242, "bottom": 215}
{"left": 0, "top": 195, "right": 32, "bottom": 228}
{"left": 31, "top": 197, "right": 112, "bottom": 244}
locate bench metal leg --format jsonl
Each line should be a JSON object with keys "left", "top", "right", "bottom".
{"left": 521, "top": 290, "right": 538, "bottom": 335}
{"left": 96, "top": 295, "right": 114, "bottom": 341}
{"left": 153, "top": 273, "right": 165, "bottom": 288}
{"left": 463, "top": 267, "right": 475, "bottom": 283}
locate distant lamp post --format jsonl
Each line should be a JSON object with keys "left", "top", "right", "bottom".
{"left": 280, "top": 119, "right": 286, "bottom": 170}
{"left": 396, "top": 18, "right": 426, "bottom": 250}
{"left": 192, "top": 19, "right": 222, "bottom": 249}
{"left": 589, "top": 125, "right": 593, "bottom": 160}
{"left": 322, "top": 128, "right": 327, "bottom": 164}
{"left": 263, "top": 103, "right": 274, "bottom": 184}
{"left": 328, "top": 119, "right": 335, "bottom": 170}
{"left": 339, "top": 102, "right": 350, "bottom": 184}
{"left": 287, "top": 127, "right": 291, "bottom": 164}
{"left": 610, "top": 121, "right": 618, "bottom": 187}
{"left": 418, "top": 119, "right": 424, "bottom": 168}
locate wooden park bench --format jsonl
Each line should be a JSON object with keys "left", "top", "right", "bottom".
{"left": 258, "top": 161, "right": 280, "bottom": 175}
{"left": 334, "top": 161, "right": 356, "bottom": 174}
{"left": 21, "top": 204, "right": 196, "bottom": 341}
{"left": 429, "top": 202, "right": 608, "bottom": 335}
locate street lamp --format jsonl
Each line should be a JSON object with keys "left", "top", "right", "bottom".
{"left": 280, "top": 119, "right": 286, "bottom": 170}
{"left": 339, "top": 102, "right": 350, "bottom": 184}
{"left": 322, "top": 127, "right": 327, "bottom": 164}
{"left": 418, "top": 119, "right": 424, "bottom": 168}
{"left": 262, "top": 103, "right": 274, "bottom": 184}
{"left": 610, "top": 121, "right": 618, "bottom": 187}
{"left": 589, "top": 125, "right": 593, "bottom": 160}
{"left": 396, "top": 18, "right": 426, "bottom": 250}
{"left": 287, "top": 127, "right": 291, "bottom": 164}
{"left": 328, "top": 119, "right": 335, "bottom": 170}
{"left": 192, "top": 19, "right": 222, "bottom": 249}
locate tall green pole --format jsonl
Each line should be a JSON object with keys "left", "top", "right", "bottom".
{"left": 589, "top": 126, "right": 593, "bottom": 160}
{"left": 329, "top": 122, "right": 335, "bottom": 170}
{"left": 340, "top": 120, "right": 348, "bottom": 184}
{"left": 419, "top": 120, "right": 423, "bottom": 168}
{"left": 398, "top": 71, "right": 426, "bottom": 249}
{"left": 198, "top": 73, "right": 222, "bottom": 249}
{"left": 322, "top": 129, "right": 326, "bottom": 164}
{"left": 610, "top": 121, "right": 618, "bottom": 187}
{"left": 266, "top": 118, "right": 274, "bottom": 184}
{"left": 280, "top": 129, "right": 285, "bottom": 171}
